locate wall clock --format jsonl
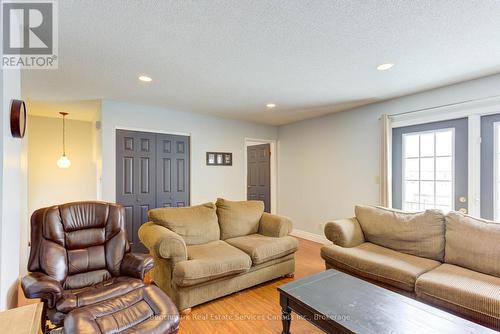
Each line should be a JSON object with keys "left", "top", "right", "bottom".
{"left": 10, "top": 99, "right": 26, "bottom": 138}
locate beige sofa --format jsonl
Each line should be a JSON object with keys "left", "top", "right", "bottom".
{"left": 321, "top": 205, "right": 500, "bottom": 330}
{"left": 139, "top": 198, "right": 298, "bottom": 312}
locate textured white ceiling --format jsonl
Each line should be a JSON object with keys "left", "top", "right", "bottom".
{"left": 22, "top": 1, "right": 500, "bottom": 125}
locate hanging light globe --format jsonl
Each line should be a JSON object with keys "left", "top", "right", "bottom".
{"left": 57, "top": 112, "right": 71, "bottom": 168}
{"left": 56, "top": 154, "right": 71, "bottom": 168}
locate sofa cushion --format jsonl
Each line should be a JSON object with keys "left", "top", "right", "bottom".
{"left": 445, "top": 211, "right": 500, "bottom": 277}
{"left": 416, "top": 263, "right": 500, "bottom": 324}
{"left": 225, "top": 234, "right": 298, "bottom": 265}
{"left": 148, "top": 203, "right": 219, "bottom": 245}
{"left": 216, "top": 198, "right": 264, "bottom": 239}
{"left": 173, "top": 240, "right": 252, "bottom": 287}
{"left": 321, "top": 242, "right": 441, "bottom": 291}
{"left": 354, "top": 205, "right": 445, "bottom": 261}
{"left": 56, "top": 277, "right": 144, "bottom": 313}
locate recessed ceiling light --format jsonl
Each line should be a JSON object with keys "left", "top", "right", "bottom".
{"left": 377, "top": 63, "right": 394, "bottom": 71}
{"left": 266, "top": 103, "right": 276, "bottom": 108}
{"left": 138, "top": 75, "right": 152, "bottom": 82}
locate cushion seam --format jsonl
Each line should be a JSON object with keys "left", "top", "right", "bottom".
{"left": 253, "top": 248, "right": 298, "bottom": 264}
{"left": 321, "top": 251, "right": 418, "bottom": 287}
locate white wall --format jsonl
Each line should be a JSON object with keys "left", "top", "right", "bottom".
{"left": 100, "top": 100, "right": 277, "bottom": 204}
{"left": 278, "top": 73, "right": 500, "bottom": 235}
{"left": 0, "top": 68, "right": 26, "bottom": 309}
{"left": 28, "top": 116, "right": 98, "bottom": 215}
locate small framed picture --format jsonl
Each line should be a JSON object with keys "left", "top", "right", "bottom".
{"left": 207, "top": 152, "right": 232, "bottom": 166}
{"left": 206, "top": 153, "right": 216, "bottom": 165}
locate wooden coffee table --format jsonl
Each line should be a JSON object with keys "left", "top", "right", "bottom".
{"left": 278, "top": 269, "right": 495, "bottom": 334}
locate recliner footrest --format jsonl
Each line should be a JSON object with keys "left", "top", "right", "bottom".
{"left": 63, "top": 285, "right": 179, "bottom": 334}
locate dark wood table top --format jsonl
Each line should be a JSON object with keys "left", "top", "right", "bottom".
{"left": 278, "top": 269, "right": 495, "bottom": 334}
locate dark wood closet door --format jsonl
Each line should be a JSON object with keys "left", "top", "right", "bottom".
{"left": 116, "top": 130, "right": 190, "bottom": 252}
{"left": 156, "top": 134, "right": 190, "bottom": 208}
{"left": 116, "top": 130, "right": 156, "bottom": 252}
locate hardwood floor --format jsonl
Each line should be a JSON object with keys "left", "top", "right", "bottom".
{"left": 178, "top": 237, "right": 325, "bottom": 334}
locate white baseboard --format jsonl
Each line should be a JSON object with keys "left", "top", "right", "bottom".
{"left": 290, "top": 228, "right": 329, "bottom": 244}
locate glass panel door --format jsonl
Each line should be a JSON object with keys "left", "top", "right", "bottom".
{"left": 480, "top": 113, "right": 500, "bottom": 220}
{"left": 393, "top": 118, "right": 468, "bottom": 213}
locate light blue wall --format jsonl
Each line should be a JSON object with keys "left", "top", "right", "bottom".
{"left": 278, "top": 73, "right": 500, "bottom": 234}
{"left": 99, "top": 100, "right": 278, "bottom": 205}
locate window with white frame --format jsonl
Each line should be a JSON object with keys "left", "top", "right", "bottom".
{"left": 402, "top": 129, "right": 454, "bottom": 212}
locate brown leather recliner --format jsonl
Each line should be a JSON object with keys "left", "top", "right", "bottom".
{"left": 21, "top": 201, "right": 154, "bottom": 328}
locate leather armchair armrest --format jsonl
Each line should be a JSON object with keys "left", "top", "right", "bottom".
{"left": 259, "top": 212, "right": 293, "bottom": 237}
{"left": 324, "top": 218, "right": 365, "bottom": 247}
{"left": 138, "top": 222, "right": 187, "bottom": 263}
{"left": 121, "top": 252, "right": 154, "bottom": 280}
{"left": 21, "top": 272, "right": 63, "bottom": 308}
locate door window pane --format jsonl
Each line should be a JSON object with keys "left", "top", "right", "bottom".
{"left": 404, "top": 180, "right": 419, "bottom": 203}
{"left": 436, "top": 157, "right": 452, "bottom": 181}
{"left": 404, "top": 158, "right": 419, "bottom": 180}
{"left": 420, "top": 181, "right": 435, "bottom": 205}
{"left": 404, "top": 135, "right": 419, "bottom": 158}
{"left": 420, "top": 133, "right": 435, "bottom": 157}
{"left": 420, "top": 158, "right": 434, "bottom": 180}
{"left": 402, "top": 129, "right": 454, "bottom": 212}
{"left": 436, "top": 131, "right": 453, "bottom": 156}
{"left": 436, "top": 181, "right": 452, "bottom": 208}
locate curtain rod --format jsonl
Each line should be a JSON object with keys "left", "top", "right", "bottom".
{"left": 388, "top": 93, "right": 500, "bottom": 117}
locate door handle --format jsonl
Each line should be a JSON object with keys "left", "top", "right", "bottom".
{"left": 458, "top": 196, "right": 467, "bottom": 203}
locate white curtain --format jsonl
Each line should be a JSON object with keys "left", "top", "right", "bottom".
{"left": 379, "top": 114, "right": 392, "bottom": 207}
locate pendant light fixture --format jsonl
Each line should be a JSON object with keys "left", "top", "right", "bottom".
{"left": 56, "top": 112, "right": 71, "bottom": 168}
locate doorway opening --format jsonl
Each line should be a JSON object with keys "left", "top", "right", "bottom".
{"left": 245, "top": 139, "right": 277, "bottom": 214}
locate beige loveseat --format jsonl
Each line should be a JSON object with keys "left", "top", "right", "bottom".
{"left": 321, "top": 205, "right": 500, "bottom": 329}
{"left": 139, "top": 198, "right": 298, "bottom": 312}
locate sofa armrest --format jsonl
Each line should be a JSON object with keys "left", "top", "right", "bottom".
{"left": 21, "top": 272, "right": 63, "bottom": 308}
{"left": 258, "top": 212, "right": 293, "bottom": 237}
{"left": 121, "top": 252, "right": 154, "bottom": 280}
{"left": 324, "top": 218, "right": 365, "bottom": 247}
{"left": 138, "top": 222, "right": 187, "bottom": 262}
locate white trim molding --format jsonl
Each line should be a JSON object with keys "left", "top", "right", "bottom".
{"left": 290, "top": 229, "right": 330, "bottom": 244}
{"left": 390, "top": 95, "right": 500, "bottom": 128}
